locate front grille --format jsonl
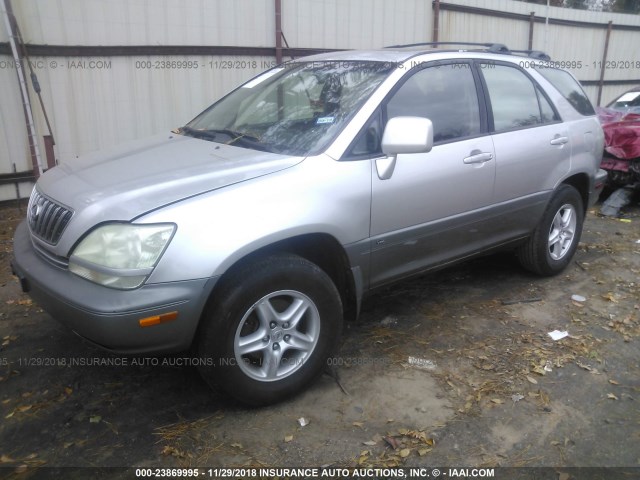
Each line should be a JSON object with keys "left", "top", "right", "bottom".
{"left": 27, "top": 189, "right": 73, "bottom": 245}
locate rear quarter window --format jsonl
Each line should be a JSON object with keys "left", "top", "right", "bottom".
{"left": 534, "top": 67, "right": 595, "bottom": 116}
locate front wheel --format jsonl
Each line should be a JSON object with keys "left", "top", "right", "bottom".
{"left": 517, "top": 185, "right": 584, "bottom": 276}
{"left": 196, "top": 254, "right": 343, "bottom": 406}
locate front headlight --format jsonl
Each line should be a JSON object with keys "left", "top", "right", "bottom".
{"left": 69, "top": 223, "right": 176, "bottom": 289}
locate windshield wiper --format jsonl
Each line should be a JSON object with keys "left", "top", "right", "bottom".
{"left": 181, "top": 126, "right": 260, "bottom": 142}
{"left": 180, "top": 126, "right": 273, "bottom": 152}
{"left": 180, "top": 126, "right": 217, "bottom": 140}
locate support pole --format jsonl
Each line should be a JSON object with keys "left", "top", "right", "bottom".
{"left": 275, "top": 0, "right": 283, "bottom": 64}
{"left": 597, "top": 20, "right": 613, "bottom": 107}
{"left": 13, "top": 15, "right": 56, "bottom": 149}
{"left": 528, "top": 12, "right": 535, "bottom": 50}
{"left": 1, "top": 0, "right": 43, "bottom": 177}
{"left": 544, "top": 0, "right": 550, "bottom": 55}
{"left": 432, "top": 0, "right": 440, "bottom": 43}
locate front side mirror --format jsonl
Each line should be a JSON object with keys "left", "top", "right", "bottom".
{"left": 381, "top": 116, "right": 434, "bottom": 156}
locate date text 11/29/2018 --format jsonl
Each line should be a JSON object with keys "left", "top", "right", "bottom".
{"left": 134, "top": 467, "right": 496, "bottom": 478}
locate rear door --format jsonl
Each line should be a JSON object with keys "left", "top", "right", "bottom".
{"left": 478, "top": 62, "right": 570, "bottom": 236}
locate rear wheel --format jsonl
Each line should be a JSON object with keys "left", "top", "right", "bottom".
{"left": 196, "top": 254, "right": 342, "bottom": 406}
{"left": 517, "top": 185, "right": 584, "bottom": 276}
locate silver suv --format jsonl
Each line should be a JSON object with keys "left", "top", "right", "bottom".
{"left": 12, "top": 43, "right": 606, "bottom": 405}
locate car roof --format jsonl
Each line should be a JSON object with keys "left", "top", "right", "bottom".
{"left": 292, "top": 48, "right": 423, "bottom": 63}
{"left": 291, "top": 43, "right": 550, "bottom": 65}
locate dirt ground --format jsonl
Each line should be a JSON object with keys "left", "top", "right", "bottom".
{"left": 0, "top": 198, "right": 639, "bottom": 477}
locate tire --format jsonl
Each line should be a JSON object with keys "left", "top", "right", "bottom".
{"left": 196, "top": 253, "right": 343, "bottom": 406}
{"left": 517, "top": 184, "right": 584, "bottom": 276}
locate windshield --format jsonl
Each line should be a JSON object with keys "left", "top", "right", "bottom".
{"left": 607, "top": 90, "right": 640, "bottom": 114}
{"left": 182, "top": 61, "right": 395, "bottom": 156}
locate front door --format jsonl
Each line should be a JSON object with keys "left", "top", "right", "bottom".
{"left": 369, "top": 62, "right": 496, "bottom": 287}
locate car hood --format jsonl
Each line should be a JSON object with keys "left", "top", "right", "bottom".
{"left": 37, "top": 132, "right": 303, "bottom": 224}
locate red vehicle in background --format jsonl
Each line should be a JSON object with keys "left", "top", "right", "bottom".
{"left": 597, "top": 86, "right": 640, "bottom": 188}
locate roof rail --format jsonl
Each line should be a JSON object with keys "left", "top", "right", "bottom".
{"left": 511, "top": 49, "right": 551, "bottom": 61}
{"left": 385, "top": 41, "right": 510, "bottom": 53}
{"left": 384, "top": 42, "right": 552, "bottom": 61}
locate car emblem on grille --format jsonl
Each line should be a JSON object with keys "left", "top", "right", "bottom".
{"left": 31, "top": 200, "right": 43, "bottom": 221}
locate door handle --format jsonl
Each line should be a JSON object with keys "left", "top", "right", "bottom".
{"left": 463, "top": 151, "right": 493, "bottom": 164}
{"left": 550, "top": 135, "right": 569, "bottom": 146}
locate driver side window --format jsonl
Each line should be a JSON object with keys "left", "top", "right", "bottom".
{"left": 345, "top": 63, "right": 481, "bottom": 159}
{"left": 386, "top": 63, "right": 481, "bottom": 143}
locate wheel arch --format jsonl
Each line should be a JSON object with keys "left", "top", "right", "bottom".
{"left": 560, "top": 173, "right": 590, "bottom": 213}
{"left": 198, "top": 233, "right": 360, "bottom": 335}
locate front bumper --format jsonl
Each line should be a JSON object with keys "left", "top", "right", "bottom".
{"left": 11, "top": 221, "right": 218, "bottom": 354}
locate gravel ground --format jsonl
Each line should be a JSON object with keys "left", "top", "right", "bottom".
{"left": 0, "top": 200, "right": 639, "bottom": 478}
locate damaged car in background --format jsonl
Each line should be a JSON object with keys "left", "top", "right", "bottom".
{"left": 597, "top": 87, "right": 640, "bottom": 216}
{"left": 12, "top": 43, "right": 605, "bottom": 405}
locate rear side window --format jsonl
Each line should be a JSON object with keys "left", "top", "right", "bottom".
{"left": 481, "top": 64, "right": 559, "bottom": 132}
{"left": 535, "top": 67, "right": 595, "bottom": 116}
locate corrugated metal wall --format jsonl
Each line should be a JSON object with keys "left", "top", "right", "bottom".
{"left": 0, "top": 61, "right": 32, "bottom": 197}
{"left": 0, "top": 66, "right": 25, "bottom": 164}
{"left": 0, "top": 0, "right": 278, "bottom": 201}
{"left": 16, "top": 0, "right": 274, "bottom": 46}
{"left": 1, "top": 0, "right": 638, "bottom": 201}
{"left": 18, "top": 55, "right": 267, "bottom": 160}
{"left": 283, "top": 0, "right": 431, "bottom": 49}
{"left": 440, "top": 0, "right": 640, "bottom": 106}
